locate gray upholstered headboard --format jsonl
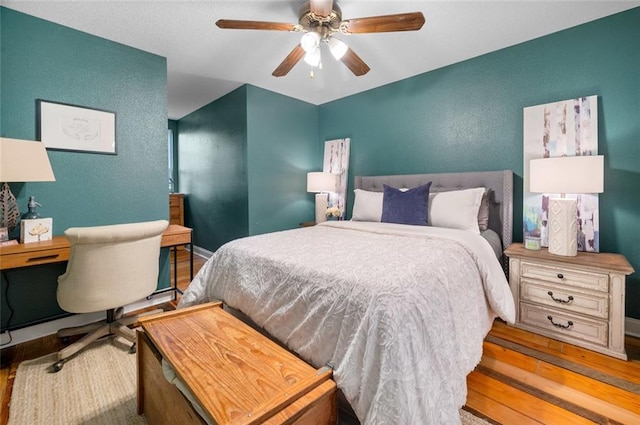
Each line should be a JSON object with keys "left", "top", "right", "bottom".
{"left": 354, "top": 170, "right": 513, "bottom": 249}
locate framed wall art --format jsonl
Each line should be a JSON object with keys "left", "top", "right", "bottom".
{"left": 322, "top": 138, "right": 350, "bottom": 219}
{"left": 37, "top": 99, "right": 116, "bottom": 155}
{"left": 523, "top": 95, "right": 600, "bottom": 252}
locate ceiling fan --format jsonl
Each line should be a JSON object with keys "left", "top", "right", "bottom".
{"left": 216, "top": 0, "right": 425, "bottom": 77}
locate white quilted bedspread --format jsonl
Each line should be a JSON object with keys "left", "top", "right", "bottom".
{"left": 179, "top": 221, "right": 515, "bottom": 425}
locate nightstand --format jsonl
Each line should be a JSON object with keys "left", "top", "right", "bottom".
{"left": 299, "top": 221, "right": 316, "bottom": 227}
{"left": 504, "top": 243, "right": 634, "bottom": 360}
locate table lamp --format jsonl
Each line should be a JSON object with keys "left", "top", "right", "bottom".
{"left": 0, "top": 138, "right": 56, "bottom": 234}
{"left": 529, "top": 155, "right": 604, "bottom": 256}
{"left": 307, "top": 172, "right": 338, "bottom": 223}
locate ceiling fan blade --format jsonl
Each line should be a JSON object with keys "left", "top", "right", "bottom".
{"left": 216, "top": 19, "right": 297, "bottom": 31}
{"left": 341, "top": 12, "right": 425, "bottom": 34}
{"left": 272, "top": 44, "right": 306, "bottom": 77}
{"left": 309, "top": 0, "right": 334, "bottom": 18}
{"left": 340, "top": 48, "right": 370, "bottom": 76}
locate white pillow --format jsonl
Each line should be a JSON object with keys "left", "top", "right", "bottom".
{"left": 352, "top": 189, "right": 383, "bottom": 222}
{"left": 429, "top": 187, "right": 485, "bottom": 234}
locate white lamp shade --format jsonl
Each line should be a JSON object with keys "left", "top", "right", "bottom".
{"left": 0, "top": 138, "right": 55, "bottom": 182}
{"left": 303, "top": 48, "right": 321, "bottom": 67}
{"left": 529, "top": 155, "right": 603, "bottom": 194}
{"left": 307, "top": 172, "right": 337, "bottom": 193}
{"left": 301, "top": 32, "right": 321, "bottom": 53}
{"left": 328, "top": 37, "right": 348, "bottom": 60}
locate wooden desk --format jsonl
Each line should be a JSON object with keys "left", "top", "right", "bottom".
{"left": 0, "top": 224, "right": 193, "bottom": 293}
{"left": 161, "top": 224, "right": 193, "bottom": 298}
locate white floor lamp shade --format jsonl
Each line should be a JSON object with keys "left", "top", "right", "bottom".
{"left": 529, "top": 155, "right": 604, "bottom": 256}
{"left": 307, "top": 172, "right": 338, "bottom": 223}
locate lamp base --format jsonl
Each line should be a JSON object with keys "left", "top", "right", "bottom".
{"left": 548, "top": 197, "right": 578, "bottom": 256}
{"left": 315, "top": 193, "right": 328, "bottom": 223}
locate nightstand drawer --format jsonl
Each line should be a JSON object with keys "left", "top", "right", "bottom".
{"left": 520, "top": 302, "right": 608, "bottom": 347}
{"left": 520, "top": 279, "right": 608, "bottom": 319}
{"left": 521, "top": 261, "right": 608, "bottom": 292}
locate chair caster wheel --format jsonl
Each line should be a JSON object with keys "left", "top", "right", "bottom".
{"left": 129, "top": 343, "right": 137, "bottom": 354}
{"left": 49, "top": 360, "right": 65, "bottom": 373}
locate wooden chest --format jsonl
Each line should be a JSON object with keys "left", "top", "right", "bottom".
{"left": 137, "top": 302, "right": 337, "bottom": 425}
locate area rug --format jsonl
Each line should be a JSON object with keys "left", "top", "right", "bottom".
{"left": 8, "top": 337, "right": 146, "bottom": 425}
{"left": 8, "top": 337, "right": 492, "bottom": 425}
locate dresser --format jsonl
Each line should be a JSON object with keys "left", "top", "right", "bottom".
{"left": 504, "top": 243, "right": 634, "bottom": 360}
{"left": 169, "top": 193, "right": 184, "bottom": 226}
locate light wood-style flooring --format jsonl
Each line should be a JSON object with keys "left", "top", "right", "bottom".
{"left": 1, "top": 249, "right": 638, "bottom": 424}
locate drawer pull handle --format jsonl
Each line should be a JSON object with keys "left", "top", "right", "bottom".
{"left": 557, "top": 273, "right": 564, "bottom": 279}
{"left": 27, "top": 254, "right": 60, "bottom": 263}
{"left": 547, "top": 291, "right": 574, "bottom": 304}
{"left": 547, "top": 315, "right": 573, "bottom": 329}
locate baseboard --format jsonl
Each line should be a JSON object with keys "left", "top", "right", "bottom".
{"left": 626, "top": 317, "right": 640, "bottom": 338}
{"left": 0, "top": 291, "right": 173, "bottom": 348}
{"left": 192, "top": 245, "right": 214, "bottom": 260}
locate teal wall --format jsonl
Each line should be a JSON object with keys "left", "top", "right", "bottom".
{"left": 318, "top": 9, "right": 640, "bottom": 318}
{"left": 177, "top": 85, "right": 318, "bottom": 252}
{"left": 1, "top": 8, "right": 170, "bottom": 330}
{"left": 168, "top": 119, "right": 179, "bottom": 191}
{"left": 177, "top": 86, "right": 250, "bottom": 251}
{"left": 246, "top": 85, "right": 319, "bottom": 235}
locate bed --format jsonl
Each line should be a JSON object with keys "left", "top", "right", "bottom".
{"left": 179, "top": 170, "right": 515, "bottom": 425}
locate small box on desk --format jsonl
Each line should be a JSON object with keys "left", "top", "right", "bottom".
{"left": 20, "top": 218, "right": 53, "bottom": 243}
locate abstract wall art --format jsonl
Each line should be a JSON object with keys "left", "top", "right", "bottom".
{"left": 523, "top": 95, "right": 600, "bottom": 252}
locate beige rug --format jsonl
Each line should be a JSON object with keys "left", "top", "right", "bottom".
{"left": 9, "top": 337, "right": 492, "bottom": 425}
{"left": 8, "top": 337, "right": 146, "bottom": 425}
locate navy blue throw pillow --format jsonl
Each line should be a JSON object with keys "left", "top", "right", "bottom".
{"left": 381, "top": 182, "right": 432, "bottom": 226}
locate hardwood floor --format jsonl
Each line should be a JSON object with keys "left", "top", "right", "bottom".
{"left": 466, "top": 321, "right": 640, "bottom": 424}
{"left": 1, "top": 249, "right": 638, "bottom": 425}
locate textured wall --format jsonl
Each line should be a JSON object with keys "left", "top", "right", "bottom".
{"left": 1, "top": 7, "right": 169, "bottom": 330}
{"left": 318, "top": 8, "right": 640, "bottom": 318}
{"left": 177, "top": 86, "right": 250, "bottom": 251}
{"left": 246, "top": 85, "right": 319, "bottom": 235}
{"left": 176, "top": 85, "right": 319, "bottom": 251}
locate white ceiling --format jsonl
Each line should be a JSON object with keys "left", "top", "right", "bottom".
{"left": 4, "top": 1, "right": 639, "bottom": 120}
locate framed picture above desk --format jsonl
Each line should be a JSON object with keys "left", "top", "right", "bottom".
{"left": 0, "top": 224, "right": 193, "bottom": 332}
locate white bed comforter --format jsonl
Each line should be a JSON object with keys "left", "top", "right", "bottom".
{"left": 179, "top": 221, "right": 515, "bottom": 425}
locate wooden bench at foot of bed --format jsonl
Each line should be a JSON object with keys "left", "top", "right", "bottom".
{"left": 136, "top": 302, "right": 337, "bottom": 425}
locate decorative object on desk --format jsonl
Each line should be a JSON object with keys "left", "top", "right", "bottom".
{"left": 529, "top": 155, "right": 604, "bottom": 256}
{"left": 20, "top": 218, "right": 53, "bottom": 243}
{"left": 323, "top": 138, "right": 350, "bottom": 219}
{"left": 307, "top": 171, "right": 338, "bottom": 223}
{"left": 523, "top": 95, "right": 600, "bottom": 252}
{"left": 0, "top": 137, "right": 56, "bottom": 234}
{"left": 21, "top": 196, "right": 42, "bottom": 219}
{"left": 37, "top": 99, "right": 116, "bottom": 155}
{"left": 0, "top": 227, "right": 8, "bottom": 242}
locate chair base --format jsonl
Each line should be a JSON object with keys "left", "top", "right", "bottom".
{"left": 50, "top": 307, "right": 163, "bottom": 373}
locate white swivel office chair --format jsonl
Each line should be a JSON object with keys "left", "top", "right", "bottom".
{"left": 51, "top": 220, "right": 169, "bottom": 372}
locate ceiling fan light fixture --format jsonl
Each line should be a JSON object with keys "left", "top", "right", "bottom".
{"left": 303, "top": 47, "right": 321, "bottom": 67}
{"left": 328, "top": 37, "right": 348, "bottom": 60}
{"left": 300, "top": 31, "right": 321, "bottom": 53}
